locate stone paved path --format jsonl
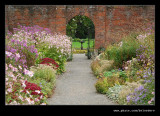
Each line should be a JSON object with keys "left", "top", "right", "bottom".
{"left": 47, "top": 54, "right": 117, "bottom": 105}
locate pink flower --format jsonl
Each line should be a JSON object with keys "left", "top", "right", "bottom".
{"left": 148, "top": 101, "right": 151, "bottom": 104}
{"left": 125, "top": 67, "right": 128, "bottom": 70}
{"left": 27, "top": 71, "right": 34, "bottom": 77}
{"left": 35, "top": 98, "right": 39, "bottom": 102}
{"left": 8, "top": 72, "right": 14, "bottom": 78}
{"left": 15, "top": 53, "right": 20, "bottom": 58}
{"left": 152, "top": 92, "right": 154, "bottom": 95}
{"left": 5, "top": 64, "right": 8, "bottom": 71}
{"left": 12, "top": 67, "right": 18, "bottom": 72}
{"left": 9, "top": 64, "right": 13, "bottom": 69}
{"left": 5, "top": 51, "right": 12, "bottom": 57}
{"left": 23, "top": 68, "right": 29, "bottom": 75}
{"left": 18, "top": 95, "right": 24, "bottom": 101}
{"left": 7, "top": 88, "right": 12, "bottom": 93}
{"left": 24, "top": 68, "right": 34, "bottom": 77}
{"left": 13, "top": 76, "right": 17, "bottom": 81}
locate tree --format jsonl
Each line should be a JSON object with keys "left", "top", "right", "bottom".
{"left": 66, "top": 15, "right": 95, "bottom": 39}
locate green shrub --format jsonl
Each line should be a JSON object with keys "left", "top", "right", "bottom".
{"left": 73, "top": 38, "right": 81, "bottom": 42}
{"left": 118, "top": 81, "right": 142, "bottom": 105}
{"left": 29, "top": 64, "right": 56, "bottom": 97}
{"left": 105, "top": 33, "right": 140, "bottom": 68}
{"left": 103, "top": 69, "right": 118, "bottom": 78}
{"left": 95, "top": 77, "right": 109, "bottom": 94}
{"left": 30, "top": 64, "right": 56, "bottom": 83}
{"left": 28, "top": 78, "right": 54, "bottom": 98}
{"left": 44, "top": 46, "right": 67, "bottom": 74}
{"left": 95, "top": 74, "right": 125, "bottom": 94}
{"left": 91, "top": 59, "right": 101, "bottom": 76}
{"left": 97, "top": 60, "right": 114, "bottom": 74}
{"left": 106, "top": 84, "right": 123, "bottom": 103}
{"left": 119, "top": 71, "right": 128, "bottom": 82}
{"left": 103, "top": 69, "right": 128, "bottom": 83}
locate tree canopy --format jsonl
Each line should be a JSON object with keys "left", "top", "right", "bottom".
{"left": 66, "top": 15, "right": 95, "bottom": 39}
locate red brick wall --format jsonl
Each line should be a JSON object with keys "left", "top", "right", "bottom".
{"left": 5, "top": 5, "right": 155, "bottom": 49}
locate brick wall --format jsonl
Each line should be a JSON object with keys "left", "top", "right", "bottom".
{"left": 5, "top": 5, "right": 155, "bottom": 49}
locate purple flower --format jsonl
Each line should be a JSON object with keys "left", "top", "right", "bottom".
{"left": 143, "top": 75, "right": 148, "bottom": 78}
{"left": 126, "top": 96, "right": 131, "bottom": 102}
{"left": 10, "top": 48, "right": 17, "bottom": 53}
{"left": 23, "top": 43, "right": 27, "bottom": 47}
{"left": 11, "top": 39, "right": 15, "bottom": 43}
{"left": 135, "top": 97, "right": 140, "bottom": 102}
{"left": 138, "top": 85, "right": 144, "bottom": 91}
{"left": 142, "top": 94, "right": 146, "bottom": 98}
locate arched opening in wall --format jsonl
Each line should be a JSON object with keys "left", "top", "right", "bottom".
{"left": 66, "top": 15, "right": 95, "bottom": 59}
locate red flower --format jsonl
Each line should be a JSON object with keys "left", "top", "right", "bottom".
{"left": 22, "top": 89, "right": 26, "bottom": 93}
{"left": 24, "top": 81, "right": 41, "bottom": 91}
{"left": 31, "top": 92, "right": 38, "bottom": 95}
{"left": 9, "top": 100, "right": 12, "bottom": 103}
{"left": 39, "top": 93, "right": 43, "bottom": 95}
{"left": 40, "top": 58, "right": 59, "bottom": 70}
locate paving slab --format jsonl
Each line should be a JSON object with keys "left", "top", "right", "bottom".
{"left": 47, "top": 54, "right": 118, "bottom": 105}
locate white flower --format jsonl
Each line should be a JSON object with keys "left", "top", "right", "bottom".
{"left": 26, "top": 90, "right": 30, "bottom": 94}
{"left": 124, "top": 67, "right": 128, "bottom": 70}
{"left": 26, "top": 97, "right": 32, "bottom": 104}
{"left": 6, "top": 78, "right": 8, "bottom": 81}
{"left": 40, "top": 95, "right": 43, "bottom": 99}
{"left": 18, "top": 65, "right": 22, "bottom": 70}
{"left": 10, "top": 101, "right": 18, "bottom": 105}
{"left": 18, "top": 95, "right": 24, "bottom": 101}
{"left": 30, "top": 100, "right": 35, "bottom": 105}
{"left": 20, "top": 89, "right": 23, "bottom": 92}
{"left": 15, "top": 53, "right": 20, "bottom": 58}
{"left": 27, "top": 71, "right": 34, "bottom": 77}
{"left": 40, "top": 103, "right": 46, "bottom": 105}
{"left": 7, "top": 88, "right": 12, "bottom": 93}
{"left": 12, "top": 67, "right": 18, "bottom": 72}
{"left": 8, "top": 72, "right": 14, "bottom": 77}
{"left": 22, "top": 82, "right": 26, "bottom": 88}
{"left": 24, "top": 68, "right": 34, "bottom": 77}
{"left": 5, "top": 51, "right": 12, "bottom": 57}
{"left": 35, "top": 90, "right": 40, "bottom": 94}
{"left": 9, "top": 64, "right": 13, "bottom": 69}
{"left": 13, "top": 76, "right": 17, "bottom": 81}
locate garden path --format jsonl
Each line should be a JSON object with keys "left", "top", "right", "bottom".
{"left": 47, "top": 54, "right": 117, "bottom": 105}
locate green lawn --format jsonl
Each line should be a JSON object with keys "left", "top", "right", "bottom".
{"left": 72, "top": 39, "right": 94, "bottom": 49}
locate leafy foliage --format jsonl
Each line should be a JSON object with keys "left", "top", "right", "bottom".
{"left": 44, "top": 47, "right": 67, "bottom": 74}
{"left": 66, "top": 15, "right": 95, "bottom": 39}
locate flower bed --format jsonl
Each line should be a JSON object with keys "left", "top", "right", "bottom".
{"left": 5, "top": 24, "right": 71, "bottom": 105}
{"left": 92, "top": 26, "right": 155, "bottom": 105}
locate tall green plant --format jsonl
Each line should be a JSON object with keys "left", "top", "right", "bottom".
{"left": 44, "top": 46, "right": 67, "bottom": 74}
{"left": 105, "top": 33, "right": 140, "bottom": 68}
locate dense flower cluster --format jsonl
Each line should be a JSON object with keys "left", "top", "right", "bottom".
{"left": 93, "top": 25, "right": 155, "bottom": 105}
{"left": 5, "top": 63, "right": 46, "bottom": 105}
{"left": 40, "top": 58, "right": 59, "bottom": 70}
{"left": 5, "top": 25, "right": 63, "bottom": 105}
{"left": 47, "top": 33, "right": 72, "bottom": 55}
{"left": 6, "top": 30, "right": 38, "bottom": 69}
{"left": 124, "top": 30, "right": 155, "bottom": 105}
{"left": 23, "top": 81, "right": 43, "bottom": 96}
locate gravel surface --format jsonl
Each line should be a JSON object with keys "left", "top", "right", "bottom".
{"left": 47, "top": 54, "right": 117, "bottom": 105}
